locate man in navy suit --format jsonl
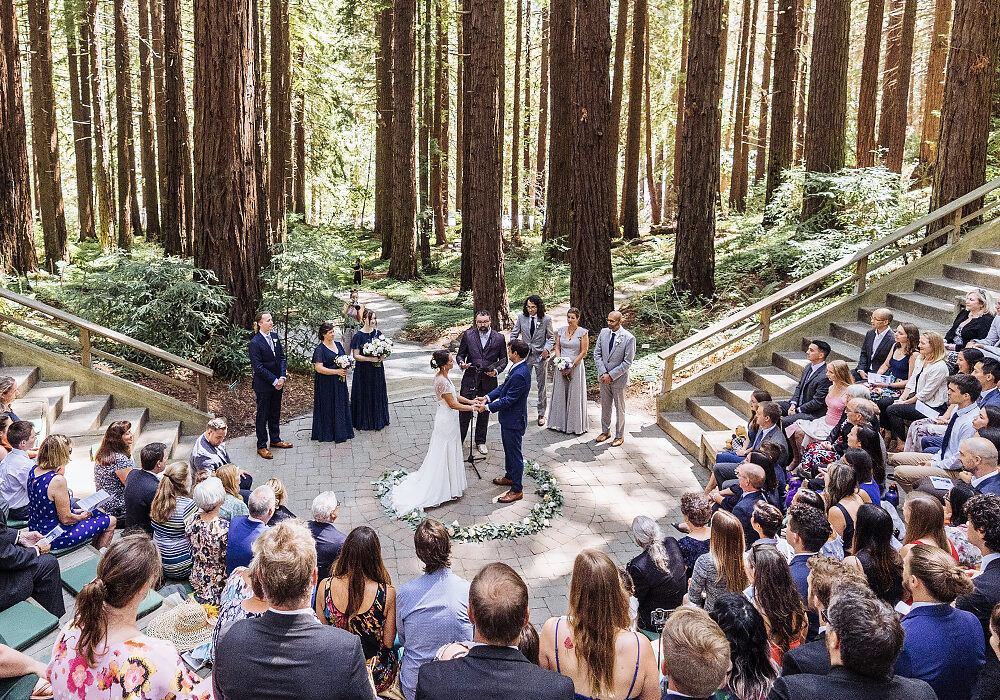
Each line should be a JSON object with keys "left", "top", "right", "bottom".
{"left": 960, "top": 437, "right": 1000, "bottom": 497}
{"left": 786, "top": 503, "right": 832, "bottom": 640}
{"left": 780, "top": 340, "right": 833, "bottom": 427}
{"left": 659, "top": 607, "right": 731, "bottom": 700}
{"left": 974, "top": 359, "right": 1000, "bottom": 408}
{"left": 477, "top": 340, "right": 531, "bottom": 504}
{"left": 957, "top": 494, "right": 1000, "bottom": 700}
{"left": 729, "top": 463, "right": 767, "bottom": 548}
{"left": 853, "top": 309, "right": 895, "bottom": 381}
{"left": 248, "top": 311, "right": 293, "bottom": 459}
{"left": 456, "top": 311, "right": 508, "bottom": 453}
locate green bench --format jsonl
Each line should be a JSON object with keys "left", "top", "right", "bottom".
{"left": 50, "top": 541, "right": 89, "bottom": 558}
{"left": 0, "top": 602, "right": 58, "bottom": 651}
{"left": 61, "top": 558, "right": 164, "bottom": 618}
{"left": 5, "top": 521, "right": 26, "bottom": 531}
{"left": 0, "top": 672, "right": 41, "bottom": 700}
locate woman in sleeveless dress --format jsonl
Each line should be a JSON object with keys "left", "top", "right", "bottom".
{"left": 843, "top": 504, "right": 903, "bottom": 606}
{"left": 548, "top": 308, "right": 590, "bottom": 435}
{"left": 342, "top": 289, "right": 364, "bottom": 352}
{"left": 388, "top": 351, "right": 478, "bottom": 515}
{"left": 312, "top": 321, "right": 354, "bottom": 443}
{"left": 788, "top": 359, "right": 853, "bottom": 469}
{"left": 351, "top": 308, "right": 391, "bottom": 431}
{"left": 316, "top": 526, "right": 399, "bottom": 693}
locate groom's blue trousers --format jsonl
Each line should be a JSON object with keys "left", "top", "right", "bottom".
{"left": 501, "top": 426, "right": 524, "bottom": 493}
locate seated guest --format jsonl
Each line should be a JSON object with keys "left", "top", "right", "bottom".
{"left": 843, "top": 447, "right": 882, "bottom": 505}
{"left": 895, "top": 544, "right": 984, "bottom": 700}
{"left": 709, "top": 401, "right": 789, "bottom": 494}
{"left": 781, "top": 556, "right": 868, "bottom": 676}
{"left": 957, "top": 494, "right": 1000, "bottom": 700}
{"left": 786, "top": 503, "right": 833, "bottom": 638}
{"left": 788, "top": 360, "right": 854, "bottom": 469}
{"left": 799, "top": 394, "right": 879, "bottom": 478}
{"left": 266, "top": 477, "right": 296, "bottom": 524}
{"left": 885, "top": 332, "right": 951, "bottom": 445}
{"left": 891, "top": 373, "right": 981, "bottom": 491}
{"left": 688, "top": 510, "right": 750, "bottom": 610}
{"left": 707, "top": 594, "right": 775, "bottom": 700}
{"left": 213, "top": 520, "right": 374, "bottom": 700}
{"left": 945, "top": 482, "right": 983, "bottom": 568}
{"left": 0, "top": 415, "right": 11, "bottom": 462}
{"left": 226, "top": 486, "right": 275, "bottom": 575}
{"left": 216, "top": 464, "right": 250, "bottom": 521}
{"left": 397, "top": 519, "right": 473, "bottom": 700}
{"left": 625, "top": 516, "right": 686, "bottom": 635}
{"left": 308, "top": 490, "right": 346, "bottom": 577}
{"left": 186, "top": 476, "right": 230, "bottom": 604}
{"left": 0, "top": 642, "right": 51, "bottom": 697}
{"left": 0, "top": 421, "right": 35, "bottom": 521}
{"left": 123, "top": 442, "right": 166, "bottom": 533}
{"left": 150, "top": 462, "right": 198, "bottom": 579}
{"left": 899, "top": 492, "right": 959, "bottom": 561}
{"left": 0, "top": 495, "right": 63, "bottom": 617}
{"left": 916, "top": 353, "right": 997, "bottom": 453}
{"left": 316, "top": 526, "right": 399, "bottom": 693}
{"left": 211, "top": 550, "right": 268, "bottom": 664}
{"left": 661, "top": 606, "right": 733, "bottom": 700}
{"left": 855, "top": 308, "right": 896, "bottom": 381}
{"left": 711, "top": 461, "right": 767, "bottom": 548}
{"left": 946, "top": 289, "right": 995, "bottom": 352}
{"left": 843, "top": 504, "right": 904, "bottom": 606}
{"left": 749, "top": 545, "right": 808, "bottom": 663}
{"left": 190, "top": 416, "right": 252, "bottom": 490}
{"left": 539, "top": 550, "right": 659, "bottom": 700}
{"left": 47, "top": 535, "right": 212, "bottom": 698}
{"left": 780, "top": 341, "right": 833, "bottom": 427}
{"left": 777, "top": 489, "right": 844, "bottom": 561}
{"left": 712, "top": 389, "right": 773, "bottom": 469}
{"left": 974, "top": 359, "right": 1000, "bottom": 408}
{"left": 961, "top": 347, "right": 987, "bottom": 374}
{"left": 983, "top": 603, "right": 1000, "bottom": 700}
{"left": 825, "top": 463, "right": 869, "bottom": 553}
{"left": 748, "top": 501, "right": 782, "bottom": 553}
{"left": 0, "top": 377, "right": 17, "bottom": 421}
{"left": 959, "top": 437, "right": 1000, "bottom": 495}
{"left": 677, "top": 492, "right": 712, "bottom": 577}
{"left": 869, "top": 323, "right": 919, "bottom": 417}
{"left": 418, "top": 562, "right": 573, "bottom": 700}
{"left": 92, "top": 420, "right": 134, "bottom": 518}
{"left": 28, "top": 434, "right": 115, "bottom": 551}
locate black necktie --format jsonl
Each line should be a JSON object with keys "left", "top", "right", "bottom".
{"left": 609, "top": 332, "right": 616, "bottom": 351}
{"left": 530, "top": 317, "right": 535, "bottom": 336}
{"left": 940, "top": 411, "right": 960, "bottom": 459}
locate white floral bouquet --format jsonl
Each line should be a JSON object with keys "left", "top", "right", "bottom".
{"left": 362, "top": 336, "right": 393, "bottom": 366}
{"left": 552, "top": 356, "right": 573, "bottom": 380}
{"left": 333, "top": 354, "right": 354, "bottom": 381}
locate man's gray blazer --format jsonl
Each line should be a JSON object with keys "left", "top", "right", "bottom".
{"left": 594, "top": 327, "right": 636, "bottom": 390}
{"left": 510, "top": 313, "right": 555, "bottom": 366}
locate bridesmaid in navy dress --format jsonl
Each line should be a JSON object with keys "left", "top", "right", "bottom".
{"left": 351, "top": 309, "right": 390, "bottom": 431}
{"left": 312, "top": 321, "right": 354, "bottom": 443}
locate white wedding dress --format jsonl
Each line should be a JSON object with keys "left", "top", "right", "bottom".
{"left": 389, "top": 375, "right": 468, "bottom": 514}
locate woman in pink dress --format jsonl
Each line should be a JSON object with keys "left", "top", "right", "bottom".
{"left": 787, "top": 360, "right": 854, "bottom": 469}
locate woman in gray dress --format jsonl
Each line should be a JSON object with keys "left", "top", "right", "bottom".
{"left": 548, "top": 307, "right": 590, "bottom": 434}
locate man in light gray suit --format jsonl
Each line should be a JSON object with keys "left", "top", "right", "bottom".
{"left": 594, "top": 310, "right": 636, "bottom": 446}
{"left": 510, "top": 295, "right": 555, "bottom": 426}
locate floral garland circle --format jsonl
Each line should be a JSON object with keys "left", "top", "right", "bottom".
{"left": 373, "top": 459, "right": 564, "bottom": 543}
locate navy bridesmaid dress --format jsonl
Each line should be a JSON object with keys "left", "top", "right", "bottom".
{"left": 351, "top": 329, "right": 390, "bottom": 431}
{"left": 311, "top": 342, "right": 354, "bottom": 443}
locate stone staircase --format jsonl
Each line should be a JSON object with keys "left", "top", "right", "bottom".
{"left": 658, "top": 247, "right": 1000, "bottom": 466}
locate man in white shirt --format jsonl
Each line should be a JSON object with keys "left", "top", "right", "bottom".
{"left": 0, "top": 421, "right": 36, "bottom": 521}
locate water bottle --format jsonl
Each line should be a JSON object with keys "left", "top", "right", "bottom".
{"left": 886, "top": 482, "right": 899, "bottom": 508}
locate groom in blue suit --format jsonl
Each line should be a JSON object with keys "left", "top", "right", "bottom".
{"left": 477, "top": 339, "right": 532, "bottom": 503}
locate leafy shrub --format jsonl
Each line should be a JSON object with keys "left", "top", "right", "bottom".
{"left": 203, "top": 324, "right": 252, "bottom": 380}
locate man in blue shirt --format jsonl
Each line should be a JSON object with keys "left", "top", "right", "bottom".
{"left": 226, "top": 486, "right": 275, "bottom": 575}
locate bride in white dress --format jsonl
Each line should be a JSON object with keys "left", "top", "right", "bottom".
{"left": 389, "top": 350, "right": 478, "bottom": 515}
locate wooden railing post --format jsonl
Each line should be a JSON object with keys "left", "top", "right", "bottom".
{"left": 79, "top": 328, "right": 92, "bottom": 368}
{"left": 197, "top": 374, "right": 209, "bottom": 413}
{"left": 662, "top": 354, "right": 675, "bottom": 395}
{"left": 759, "top": 305, "right": 772, "bottom": 344}
{"left": 854, "top": 255, "right": 868, "bottom": 294}
{"left": 949, "top": 208, "right": 963, "bottom": 245}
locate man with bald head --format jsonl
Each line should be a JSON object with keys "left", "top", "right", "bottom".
{"left": 959, "top": 437, "right": 1000, "bottom": 496}
{"left": 730, "top": 461, "right": 767, "bottom": 548}
{"left": 593, "top": 310, "right": 635, "bottom": 447}
{"left": 854, "top": 308, "right": 895, "bottom": 381}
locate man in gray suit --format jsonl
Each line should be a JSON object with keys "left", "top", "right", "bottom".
{"left": 594, "top": 310, "right": 636, "bottom": 446}
{"left": 511, "top": 295, "right": 555, "bottom": 425}
{"left": 213, "top": 520, "right": 375, "bottom": 700}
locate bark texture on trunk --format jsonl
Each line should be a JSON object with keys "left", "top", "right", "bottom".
{"left": 916, "top": 0, "right": 952, "bottom": 180}
{"left": 65, "top": 0, "right": 95, "bottom": 242}
{"left": 376, "top": 4, "right": 394, "bottom": 258}
{"left": 269, "top": 0, "right": 291, "bottom": 242}
{"left": 544, "top": 0, "right": 574, "bottom": 256}
{"left": 621, "top": 0, "right": 646, "bottom": 239}
{"left": 86, "top": 0, "right": 113, "bottom": 248}
{"left": 390, "top": 0, "right": 418, "bottom": 279}
{"left": 878, "top": 0, "right": 915, "bottom": 173}
{"left": 764, "top": 0, "right": 796, "bottom": 204}
{"left": 162, "top": 0, "right": 186, "bottom": 255}
{"left": 137, "top": 0, "right": 160, "bottom": 240}
{"left": 114, "top": 0, "right": 138, "bottom": 249}
{"left": 534, "top": 7, "right": 549, "bottom": 209}
{"left": 855, "top": 0, "right": 884, "bottom": 167}
{"left": 754, "top": 0, "right": 774, "bottom": 183}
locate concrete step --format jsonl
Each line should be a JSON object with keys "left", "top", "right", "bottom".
{"left": 914, "top": 277, "right": 996, "bottom": 304}
{"left": 101, "top": 407, "right": 150, "bottom": 435}
{"left": 944, "top": 262, "right": 1000, "bottom": 290}
{"left": 808, "top": 335, "right": 861, "bottom": 364}
{"left": 686, "top": 396, "right": 746, "bottom": 432}
{"left": 773, "top": 351, "right": 809, "bottom": 377}
{"left": 701, "top": 430, "right": 734, "bottom": 466}
{"left": 970, "top": 249, "right": 1000, "bottom": 268}
{"left": 830, "top": 320, "right": 872, "bottom": 348}
{"left": 658, "top": 412, "right": 711, "bottom": 463}
{"left": 744, "top": 366, "right": 798, "bottom": 398}
{"left": 716, "top": 381, "right": 758, "bottom": 415}
{"left": 2, "top": 366, "right": 40, "bottom": 395}
{"left": 19, "top": 381, "right": 75, "bottom": 430}
{"left": 51, "top": 395, "right": 112, "bottom": 436}
{"left": 886, "top": 292, "right": 957, "bottom": 326}
{"left": 135, "top": 421, "right": 182, "bottom": 460}
{"left": 859, "top": 306, "right": 947, "bottom": 333}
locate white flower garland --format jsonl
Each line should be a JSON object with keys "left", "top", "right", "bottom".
{"left": 372, "top": 459, "right": 564, "bottom": 543}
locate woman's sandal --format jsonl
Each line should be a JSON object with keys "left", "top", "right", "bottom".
{"left": 31, "top": 678, "right": 53, "bottom": 699}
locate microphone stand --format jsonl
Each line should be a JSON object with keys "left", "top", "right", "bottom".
{"left": 464, "top": 364, "right": 483, "bottom": 480}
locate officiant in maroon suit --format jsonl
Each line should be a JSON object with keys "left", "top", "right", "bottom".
{"left": 456, "top": 311, "right": 508, "bottom": 454}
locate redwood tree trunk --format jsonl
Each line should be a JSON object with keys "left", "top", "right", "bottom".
{"left": 390, "top": 0, "right": 418, "bottom": 279}
{"left": 544, "top": 0, "right": 574, "bottom": 256}
{"left": 0, "top": 0, "right": 38, "bottom": 272}
{"left": 431, "top": 0, "right": 445, "bottom": 242}
{"left": 673, "top": 0, "right": 689, "bottom": 188}
{"left": 877, "top": 0, "right": 915, "bottom": 173}
{"left": 162, "top": 0, "right": 185, "bottom": 255}
{"left": 609, "top": 0, "right": 629, "bottom": 227}
{"left": 151, "top": 0, "right": 167, "bottom": 224}
{"left": 65, "top": 0, "right": 95, "bottom": 242}
{"left": 294, "top": 47, "right": 306, "bottom": 217}
{"left": 643, "top": 18, "right": 659, "bottom": 225}
{"left": 419, "top": 0, "right": 432, "bottom": 264}
{"left": 193, "top": 0, "right": 263, "bottom": 326}
{"left": 375, "top": 4, "right": 394, "bottom": 258}
{"left": 534, "top": 7, "right": 549, "bottom": 210}
{"left": 754, "top": 0, "right": 774, "bottom": 182}
{"left": 621, "top": 0, "right": 645, "bottom": 239}
{"left": 800, "top": 0, "right": 850, "bottom": 220}
{"left": 764, "top": 0, "right": 796, "bottom": 204}
{"left": 137, "top": 0, "right": 160, "bottom": 240}
{"left": 455, "top": 2, "right": 464, "bottom": 215}
{"left": 114, "top": 0, "right": 138, "bottom": 249}
{"left": 792, "top": 0, "right": 809, "bottom": 166}
{"left": 510, "top": 0, "right": 523, "bottom": 239}
{"left": 855, "top": 0, "right": 884, "bottom": 167}
{"left": 674, "top": 0, "right": 721, "bottom": 298}
{"left": 269, "top": 0, "right": 291, "bottom": 241}
{"left": 522, "top": 0, "right": 531, "bottom": 226}
{"left": 86, "top": 0, "right": 113, "bottom": 247}
{"left": 729, "top": 0, "right": 758, "bottom": 211}
{"left": 916, "top": 0, "right": 951, "bottom": 181}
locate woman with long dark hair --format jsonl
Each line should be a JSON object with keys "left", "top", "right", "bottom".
{"left": 747, "top": 545, "right": 808, "bottom": 663}
{"left": 92, "top": 420, "right": 134, "bottom": 517}
{"left": 824, "top": 462, "right": 869, "bottom": 552}
{"left": 848, "top": 425, "right": 885, "bottom": 490}
{"left": 316, "top": 525, "right": 399, "bottom": 692}
{"left": 351, "top": 308, "right": 390, "bottom": 431}
{"left": 842, "top": 447, "right": 881, "bottom": 505}
{"left": 312, "top": 320, "right": 354, "bottom": 443}
{"left": 843, "top": 504, "right": 904, "bottom": 606}
{"left": 945, "top": 482, "right": 982, "bottom": 568}
{"left": 709, "top": 593, "right": 778, "bottom": 700}
{"left": 625, "top": 516, "right": 686, "bottom": 635}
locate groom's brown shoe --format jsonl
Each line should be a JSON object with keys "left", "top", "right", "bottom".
{"left": 270, "top": 441, "right": 293, "bottom": 449}
{"left": 498, "top": 491, "right": 523, "bottom": 503}
{"left": 257, "top": 448, "right": 273, "bottom": 459}
{"left": 595, "top": 432, "right": 611, "bottom": 443}
{"left": 493, "top": 477, "right": 513, "bottom": 486}
{"left": 611, "top": 437, "right": 625, "bottom": 447}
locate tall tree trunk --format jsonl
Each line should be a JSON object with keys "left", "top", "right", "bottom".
{"left": 114, "top": 0, "right": 138, "bottom": 249}
{"left": 673, "top": 0, "right": 689, "bottom": 189}
{"left": 455, "top": 0, "right": 464, "bottom": 215}
{"left": 151, "top": 0, "right": 167, "bottom": 228}
{"left": 534, "top": 6, "right": 549, "bottom": 210}
{"left": 294, "top": 46, "right": 306, "bottom": 216}
{"left": 801, "top": 0, "right": 850, "bottom": 220}
{"left": 376, "top": 3, "right": 394, "bottom": 258}
{"left": 441, "top": 5, "right": 449, "bottom": 228}
{"left": 0, "top": 0, "right": 38, "bottom": 272}
{"left": 27, "top": 0, "right": 69, "bottom": 265}
{"left": 729, "top": 0, "right": 757, "bottom": 211}
{"left": 522, "top": 0, "right": 532, "bottom": 227}
{"left": 544, "top": 0, "right": 574, "bottom": 257}
{"left": 431, "top": 0, "right": 445, "bottom": 243}
{"left": 609, "top": 0, "right": 629, "bottom": 227}
{"left": 916, "top": 0, "right": 951, "bottom": 182}
{"left": 621, "top": 0, "right": 645, "bottom": 239}
{"left": 675, "top": 0, "right": 721, "bottom": 298}
{"left": 419, "top": 0, "right": 432, "bottom": 264}
{"left": 877, "top": 0, "right": 903, "bottom": 163}
{"left": 390, "top": 0, "right": 418, "bottom": 279}
{"left": 161, "top": 0, "right": 185, "bottom": 255}
{"left": 65, "top": 0, "right": 95, "bottom": 242}
{"left": 251, "top": 0, "right": 270, "bottom": 267}
{"left": 643, "top": 17, "right": 658, "bottom": 225}
{"left": 855, "top": 0, "right": 884, "bottom": 167}
{"left": 86, "top": 0, "right": 113, "bottom": 247}
{"left": 754, "top": 0, "right": 774, "bottom": 182}
{"left": 136, "top": 0, "right": 160, "bottom": 240}
{"left": 764, "top": 0, "right": 796, "bottom": 204}
{"left": 193, "top": 0, "right": 263, "bottom": 326}
{"left": 792, "top": 0, "right": 809, "bottom": 166}
{"left": 510, "top": 0, "right": 523, "bottom": 239}
{"left": 464, "top": 0, "right": 510, "bottom": 325}
{"left": 726, "top": 0, "right": 751, "bottom": 157}
{"left": 269, "top": 0, "right": 291, "bottom": 242}
{"left": 878, "top": 0, "right": 915, "bottom": 173}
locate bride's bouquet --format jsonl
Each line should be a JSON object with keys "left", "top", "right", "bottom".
{"left": 362, "top": 336, "right": 394, "bottom": 366}
{"left": 552, "top": 356, "right": 573, "bottom": 380}
{"left": 333, "top": 354, "right": 354, "bottom": 381}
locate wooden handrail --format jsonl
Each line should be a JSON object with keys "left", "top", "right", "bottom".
{"left": 660, "top": 176, "right": 1000, "bottom": 393}
{"left": 0, "top": 287, "right": 214, "bottom": 411}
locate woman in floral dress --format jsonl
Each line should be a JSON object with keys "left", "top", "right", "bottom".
{"left": 210, "top": 564, "right": 269, "bottom": 663}
{"left": 47, "top": 535, "right": 212, "bottom": 699}
{"left": 186, "top": 477, "right": 230, "bottom": 604}
{"left": 92, "top": 420, "right": 135, "bottom": 518}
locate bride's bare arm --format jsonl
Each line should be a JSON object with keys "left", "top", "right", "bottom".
{"left": 442, "top": 391, "right": 474, "bottom": 411}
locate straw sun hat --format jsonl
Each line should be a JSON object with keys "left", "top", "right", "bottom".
{"left": 144, "top": 599, "right": 216, "bottom": 652}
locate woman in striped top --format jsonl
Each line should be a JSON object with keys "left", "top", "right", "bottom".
{"left": 150, "top": 462, "right": 199, "bottom": 578}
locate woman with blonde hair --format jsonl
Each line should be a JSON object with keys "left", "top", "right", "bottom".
{"left": 788, "top": 359, "right": 854, "bottom": 469}
{"left": 899, "top": 492, "right": 959, "bottom": 562}
{"left": 27, "top": 434, "right": 116, "bottom": 550}
{"left": 540, "top": 550, "right": 661, "bottom": 700}
{"left": 150, "top": 462, "right": 198, "bottom": 578}
{"left": 886, "top": 331, "right": 950, "bottom": 444}
{"left": 265, "top": 477, "right": 296, "bottom": 524}
{"left": 945, "top": 289, "right": 995, "bottom": 352}
{"left": 687, "top": 510, "right": 750, "bottom": 611}
{"left": 216, "top": 464, "right": 250, "bottom": 521}
{"left": 0, "top": 376, "right": 18, "bottom": 420}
